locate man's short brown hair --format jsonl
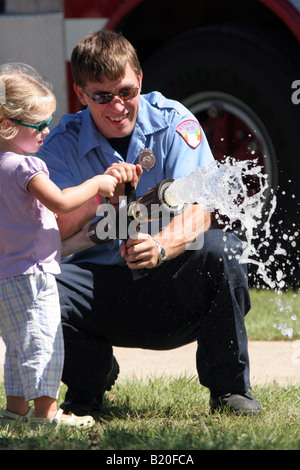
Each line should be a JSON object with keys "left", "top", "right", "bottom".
{"left": 71, "top": 30, "right": 141, "bottom": 87}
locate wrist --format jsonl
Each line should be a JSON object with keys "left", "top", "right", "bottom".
{"left": 153, "top": 239, "right": 167, "bottom": 265}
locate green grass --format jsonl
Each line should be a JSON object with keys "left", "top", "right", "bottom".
{"left": 246, "top": 288, "right": 300, "bottom": 340}
{"left": 0, "top": 288, "right": 299, "bottom": 450}
{"left": 0, "top": 380, "right": 299, "bottom": 450}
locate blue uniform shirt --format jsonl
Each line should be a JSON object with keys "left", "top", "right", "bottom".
{"left": 38, "top": 92, "right": 216, "bottom": 266}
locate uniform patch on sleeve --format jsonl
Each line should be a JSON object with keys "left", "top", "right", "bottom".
{"left": 176, "top": 120, "right": 201, "bottom": 148}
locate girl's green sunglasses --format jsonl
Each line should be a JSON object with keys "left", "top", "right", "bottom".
{"left": 10, "top": 116, "right": 52, "bottom": 133}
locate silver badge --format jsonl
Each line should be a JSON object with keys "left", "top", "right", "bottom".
{"left": 139, "top": 148, "right": 156, "bottom": 171}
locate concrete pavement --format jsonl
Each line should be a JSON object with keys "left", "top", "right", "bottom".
{"left": 0, "top": 338, "right": 299, "bottom": 386}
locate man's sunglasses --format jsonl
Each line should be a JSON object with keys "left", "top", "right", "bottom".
{"left": 83, "top": 87, "right": 140, "bottom": 105}
{"left": 10, "top": 116, "right": 53, "bottom": 133}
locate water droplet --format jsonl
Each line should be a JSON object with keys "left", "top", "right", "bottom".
{"left": 163, "top": 156, "right": 299, "bottom": 338}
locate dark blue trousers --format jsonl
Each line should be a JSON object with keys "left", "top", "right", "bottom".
{"left": 56, "top": 229, "right": 251, "bottom": 408}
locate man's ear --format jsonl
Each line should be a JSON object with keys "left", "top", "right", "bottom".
{"left": 73, "top": 84, "right": 88, "bottom": 106}
{"left": 138, "top": 70, "right": 143, "bottom": 91}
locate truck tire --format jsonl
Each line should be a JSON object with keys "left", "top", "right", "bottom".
{"left": 142, "top": 24, "right": 300, "bottom": 287}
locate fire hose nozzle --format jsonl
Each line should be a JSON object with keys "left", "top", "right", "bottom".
{"left": 60, "top": 178, "right": 186, "bottom": 280}
{"left": 87, "top": 178, "right": 186, "bottom": 244}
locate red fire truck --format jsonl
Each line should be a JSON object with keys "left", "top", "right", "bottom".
{"left": 0, "top": 0, "right": 299, "bottom": 284}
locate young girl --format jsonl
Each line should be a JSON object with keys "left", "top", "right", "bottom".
{"left": 0, "top": 64, "right": 119, "bottom": 429}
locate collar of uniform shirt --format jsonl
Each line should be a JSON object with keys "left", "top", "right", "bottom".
{"left": 77, "top": 108, "right": 107, "bottom": 159}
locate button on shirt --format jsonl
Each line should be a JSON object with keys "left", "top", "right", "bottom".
{"left": 0, "top": 152, "right": 61, "bottom": 278}
{"left": 38, "top": 91, "right": 216, "bottom": 266}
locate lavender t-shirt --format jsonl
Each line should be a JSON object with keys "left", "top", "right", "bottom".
{"left": 0, "top": 152, "right": 61, "bottom": 278}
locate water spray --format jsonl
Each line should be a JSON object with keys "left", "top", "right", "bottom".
{"left": 61, "top": 160, "right": 299, "bottom": 336}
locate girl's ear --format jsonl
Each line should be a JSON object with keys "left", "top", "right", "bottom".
{"left": 0, "top": 119, "right": 12, "bottom": 129}
{"left": 0, "top": 118, "right": 14, "bottom": 135}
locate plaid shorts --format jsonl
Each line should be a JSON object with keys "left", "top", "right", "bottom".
{"left": 0, "top": 272, "right": 64, "bottom": 401}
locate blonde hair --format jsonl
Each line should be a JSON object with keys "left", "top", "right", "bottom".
{"left": 0, "top": 63, "right": 56, "bottom": 140}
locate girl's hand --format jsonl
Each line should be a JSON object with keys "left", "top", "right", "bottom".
{"left": 97, "top": 174, "right": 119, "bottom": 197}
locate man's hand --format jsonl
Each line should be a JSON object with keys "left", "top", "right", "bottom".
{"left": 120, "top": 233, "right": 159, "bottom": 269}
{"left": 120, "top": 204, "right": 211, "bottom": 270}
{"left": 105, "top": 162, "right": 143, "bottom": 187}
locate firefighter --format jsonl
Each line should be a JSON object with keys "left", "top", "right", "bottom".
{"left": 37, "top": 30, "right": 262, "bottom": 417}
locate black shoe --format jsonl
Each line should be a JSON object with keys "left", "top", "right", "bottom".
{"left": 209, "top": 390, "right": 262, "bottom": 416}
{"left": 106, "top": 355, "right": 120, "bottom": 391}
{"left": 61, "top": 356, "right": 120, "bottom": 416}
{"left": 60, "top": 399, "right": 101, "bottom": 417}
